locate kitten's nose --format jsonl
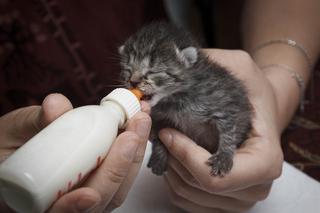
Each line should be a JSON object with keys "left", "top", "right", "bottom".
{"left": 129, "top": 80, "right": 140, "bottom": 87}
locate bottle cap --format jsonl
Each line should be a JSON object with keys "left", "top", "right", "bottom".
{"left": 100, "top": 88, "right": 141, "bottom": 119}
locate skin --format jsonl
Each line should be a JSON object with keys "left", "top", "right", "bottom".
{"left": 162, "top": 0, "right": 320, "bottom": 211}
{"left": 161, "top": 49, "right": 283, "bottom": 212}
{"left": 0, "top": 93, "right": 152, "bottom": 213}
{"left": 243, "top": 0, "right": 320, "bottom": 130}
{"left": 1, "top": 0, "right": 319, "bottom": 212}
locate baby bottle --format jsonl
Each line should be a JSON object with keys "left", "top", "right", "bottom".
{"left": 0, "top": 88, "right": 141, "bottom": 213}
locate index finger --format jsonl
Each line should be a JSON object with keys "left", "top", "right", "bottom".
{"left": 83, "top": 131, "right": 141, "bottom": 210}
{"left": 159, "top": 128, "right": 279, "bottom": 193}
{"left": 104, "top": 111, "right": 151, "bottom": 211}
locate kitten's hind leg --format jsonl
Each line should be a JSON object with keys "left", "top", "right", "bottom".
{"left": 207, "top": 144, "right": 234, "bottom": 177}
{"left": 207, "top": 124, "right": 237, "bottom": 177}
{"left": 147, "top": 138, "right": 169, "bottom": 176}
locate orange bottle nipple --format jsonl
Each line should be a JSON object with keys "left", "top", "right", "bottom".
{"left": 129, "top": 88, "right": 144, "bottom": 100}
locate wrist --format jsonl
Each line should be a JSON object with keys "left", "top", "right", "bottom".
{"left": 250, "top": 43, "right": 311, "bottom": 131}
{"left": 264, "top": 66, "right": 300, "bottom": 131}
{"left": 262, "top": 64, "right": 305, "bottom": 112}
{"left": 252, "top": 42, "right": 311, "bottom": 83}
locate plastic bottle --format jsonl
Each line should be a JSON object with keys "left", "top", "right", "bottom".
{"left": 0, "top": 88, "right": 141, "bottom": 213}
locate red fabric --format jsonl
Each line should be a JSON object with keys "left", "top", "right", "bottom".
{"left": 1, "top": 0, "right": 319, "bottom": 182}
{"left": 0, "top": 0, "right": 166, "bottom": 113}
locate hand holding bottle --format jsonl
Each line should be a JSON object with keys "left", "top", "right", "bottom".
{"left": 0, "top": 93, "right": 151, "bottom": 213}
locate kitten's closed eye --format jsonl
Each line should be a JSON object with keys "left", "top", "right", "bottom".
{"left": 147, "top": 69, "right": 161, "bottom": 73}
{"left": 119, "top": 22, "right": 253, "bottom": 177}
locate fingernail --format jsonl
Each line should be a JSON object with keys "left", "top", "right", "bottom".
{"left": 75, "top": 196, "right": 99, "bottom": 212}
{"left": 159, "top": 129, "right": 173, "bottom": 147}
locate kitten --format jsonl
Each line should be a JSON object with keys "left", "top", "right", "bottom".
{"left": 118, "top": 22, "right": 252, "bottom": 176}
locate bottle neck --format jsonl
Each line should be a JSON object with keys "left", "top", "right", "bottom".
{"left": 100, "top": 88, "right": 141, "bottom": 120}
{"left": 100, "top": 101, "right": 127, "bottom": 128}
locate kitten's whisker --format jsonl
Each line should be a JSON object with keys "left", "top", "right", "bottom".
{"left": 104, "top": 84, "right": 126, "bottom": 87}
{"left": 109, "top": 79, "right": 127, "bottom": 84}
{"left": 107, "top": 77, "right": 125, "bottom": 82}
{"left": 107, "top": 53, "right": 122, "bottom": 60}
{"left": 108, "top": 52, "right": 121, "bottom": 57}
{"left": 106, "top": 56, "right": 121, "bottom": 61}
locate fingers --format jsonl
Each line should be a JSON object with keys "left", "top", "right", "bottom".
{"left": 125, "top": 112, "right": 151, "bottom": 165}
{"left": 49, "top": 187, "right": 101, "bottom": 213}
{"left": 164, "top": 177, "right": 226, "bottom": 213}
{"left": 165, "top": 167, "right": 254, "bottom": 212}
{"left": 168, "top": 157, "right": 272, "bottom": 202}
{"left": 40, "top": 93, "right": 73, "bottom": 127}
{"left": 0, "top": 106, "right": 41, "bottom": 147}
{"left": 52, "top": 107, "right": 151, "bottom": 212}
{"left": 167, "top": 157, "right": 202, "bottom": 189}
{"left": 222, "top": 183, "right": 272, "bottom": 202}
{"left": 159, "top": 128, "right": 281, "bottom": 193}
{"left": 159, "top": 128, "right": 215, "bottom": 188}
{"left": 83, "top": 131, "right": 141, "bottom": 211}
{"left": 105, "top": 111, "right": 151, "bottom": 212}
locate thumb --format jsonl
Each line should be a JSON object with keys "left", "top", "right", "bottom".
{"left": 40, "top": 93, "right": 73, "bottom": 127}
{"left": 159, "top": 128, "right": 212, "bottom": 174}
{"left": 1, "top": 94, "right": 73, "bottom": 142}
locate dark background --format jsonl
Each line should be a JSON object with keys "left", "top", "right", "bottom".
{"left": 0, "top": 0, "right": 319, "bottom": 181}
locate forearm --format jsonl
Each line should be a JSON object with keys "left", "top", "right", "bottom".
{"left": 242, "top": 0, "right": 320, "bottom": 131}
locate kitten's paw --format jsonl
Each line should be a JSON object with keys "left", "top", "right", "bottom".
{"left": 147, "top": 148, "right": 168, "bottom": 176}
{"left": 207, "top": 152, "right": 233, "bottom": 177}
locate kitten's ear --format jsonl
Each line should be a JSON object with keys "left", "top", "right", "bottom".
{"left": 118, "top": 45, "right": 125, "bottom": 54}
{"left": 176, "top": 46, "right": 198, "bottom": 67}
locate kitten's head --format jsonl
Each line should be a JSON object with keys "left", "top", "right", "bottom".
{"left": 118, "top": 23, "right": 198, "bottom": 106}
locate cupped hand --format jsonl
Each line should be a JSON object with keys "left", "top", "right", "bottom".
{"left": 0, "top": 94, "right": 151, "bottom": 213}
{"left": 160, "top": 49, "right": 284, "bottom": 213}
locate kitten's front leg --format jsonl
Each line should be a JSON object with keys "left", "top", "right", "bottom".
{"left": 147, "top": 137, "right": 169, "bottom": 175}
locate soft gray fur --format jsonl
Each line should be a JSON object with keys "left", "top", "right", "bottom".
{"left": 118, "top": 22, "right": 252, "bottom": 176}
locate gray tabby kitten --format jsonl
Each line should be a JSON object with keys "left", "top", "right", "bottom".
{"left": 118, "top": 22, "right": 252, "bottom": 176}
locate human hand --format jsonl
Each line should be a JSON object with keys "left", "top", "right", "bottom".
{"left": 160, "top": 49, "right": 284, "bottom": 212}
{"left": 0, "top": 93, "right": 151, "bottom": 213}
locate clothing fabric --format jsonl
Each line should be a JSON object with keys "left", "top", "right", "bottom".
{"left": 0, "top": 0, "right": 166, "bottom": 113}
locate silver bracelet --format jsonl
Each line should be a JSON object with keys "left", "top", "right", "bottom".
{"left": 260, "top": 64, "right": 306, "bottom": 112}
{"left": 252, "top": 38, "right": 312, "bottom": 70}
